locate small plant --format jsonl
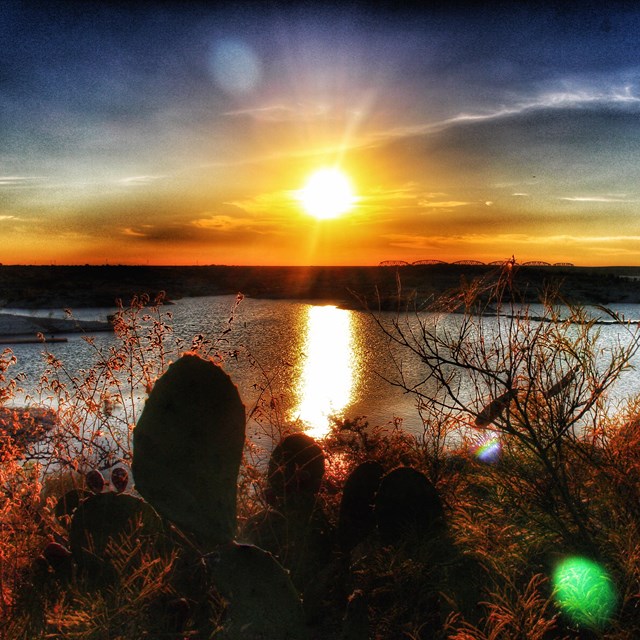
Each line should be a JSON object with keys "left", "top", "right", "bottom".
{"left": 31, "top": 293, "right": 181, "bottom": 475}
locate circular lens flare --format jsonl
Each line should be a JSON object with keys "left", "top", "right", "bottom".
{"left": 210, "top": 39, "right": 261, "bottom": 95}
{"left": 552, "top": 557, "right": 617, "bottom": 629}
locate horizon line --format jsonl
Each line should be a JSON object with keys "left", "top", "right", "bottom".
{"left": 3, "top": 262, "right": 640, "bottom": 269}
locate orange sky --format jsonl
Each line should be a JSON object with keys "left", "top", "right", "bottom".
{"left": 3, "top": 3, "right": 640, "bottom": 266}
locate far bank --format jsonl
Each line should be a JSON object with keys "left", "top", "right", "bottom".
{"left": 2, "top": 264, "right": 640, "bottom": 310}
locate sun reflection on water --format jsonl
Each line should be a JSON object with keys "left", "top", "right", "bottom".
{"left": 291, "top": 305, "right": 356, "bottom": 438}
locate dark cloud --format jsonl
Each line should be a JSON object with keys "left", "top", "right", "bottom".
{"left": 5, "top": 1, "right": 640, "bottom": 166}
{"left": 372, "top": 104, "right": 640, "bottom": 193}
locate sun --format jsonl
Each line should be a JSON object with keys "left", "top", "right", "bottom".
{"left": 297, "top": 168, "right": 356, "bottom": 220}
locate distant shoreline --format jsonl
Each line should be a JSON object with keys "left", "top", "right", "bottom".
{"left": 2, "top": 264, "right": 640, "bottom": 311}
{"left": 0, "top": 310, "right": 113, "bottom": 340}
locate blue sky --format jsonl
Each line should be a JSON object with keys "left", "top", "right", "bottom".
{"left": 2, "top": 2, "right": 640, "bottom": 265}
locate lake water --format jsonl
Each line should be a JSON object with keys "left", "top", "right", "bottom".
{"left": 3, "top": 296, "right": 640, "bottom": 442}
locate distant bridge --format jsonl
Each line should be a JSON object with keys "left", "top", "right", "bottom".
{"left": 379, "top": 259, "right": 574, "bottom": 267}
{"left": 452, "top": 259, "right": 486, "bottom": 265}
{"left": 379, "top": 260, "right": 411, "bottom": 267}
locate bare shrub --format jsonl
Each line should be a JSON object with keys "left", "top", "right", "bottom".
{"left": 374, "top": 267, "right": 640, "bottom": 547}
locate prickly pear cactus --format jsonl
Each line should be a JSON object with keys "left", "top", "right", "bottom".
{"left": 65, "top": 491, "right": 161, "bottom": 587}
{"left": 208, "top": 542, "right": 308, "bottom": 640}
{"left": 267, "top": 433, "right": 324, "bottom": 506}
{"left": 69, "top": 492, "right": 162, "bottom": 564}
{"left": 338, "top": 461, "right": 384, "bottom": 554}
{"left": 132, "top": 354, "right": 245, "bottom": 549}
{"left": 374, "top": 467, "right": 444, "bottom": 545}
{"left": 242, "top": 502, "right": 333, "bottom": 595}
{"left": 43, "top": 541, "right": 72, "bottom": 570}
{"left": 86, "top": 469, "right": 105, "bottom": 493}
{"left": 247, "top": 433, "right": 334, "bottom": 614}
{"left": 110, "top": 466, "right": 129, "bottom": 493}
{"left": 241, "top": 507, "right": 287, "bottom": 557}
{"left": 54, "top": 488, "right": 91, "bottom": 522}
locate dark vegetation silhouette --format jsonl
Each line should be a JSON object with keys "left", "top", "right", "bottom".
{"left": 3, "top": 264, "right": 640, "bottom": 309}
{"left": 2, "top": 267, "right": 640, "bottom": 638}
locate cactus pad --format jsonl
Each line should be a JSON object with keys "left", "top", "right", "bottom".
{"left": 86, "top": 469, "right": 105, "bottom": 493}
{"left": 338, "top": 460, "right": 384, "bottom": 553}
{"left": 267, "top": 433, "right": 324, "bottom": 505}
{"left": 69, "top": 493, "right": 162, "bottom": 560}
{"left": 208, "top": 542, "right": 308, "bottom": 639}
{"left": 132, "top": 354, "right": 245, "bottom": 548}
{"left": 110, "top": 466, "right": 129, "bottom": 493}
{"left": 374, "top": 467, "right": 444, "bottom": 544}
{"left": 55, "top": 488, "right": 91, "bottom": 522}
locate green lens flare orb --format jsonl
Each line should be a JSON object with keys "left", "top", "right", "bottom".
{"left": 552, "top": 557, "right": 617, "bottom": 629}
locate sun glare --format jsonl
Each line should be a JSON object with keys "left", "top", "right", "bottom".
{"left": 297, "top": 168, "right": 356, "bottom": 220}
{"left": 291, "top": 304, "right": 356, "bottom": 438}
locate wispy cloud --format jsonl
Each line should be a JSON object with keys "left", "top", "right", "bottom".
{"left": 357, "top": 183, "right": 425, "bottom": 209}
{"left": 117, "top": 175, "right": 165, "bottom": 186}
{"left": 418, "top": 200, "right": 472, "bottom": 208}
{"left": 358, "top": 188, "right": 494, "bottom": 217}
{"left": 192, "top": 215, "right": 258, "bottom": 232}
{"left": 0, "top": 176, "right": 47, "bottom": 187}
{"left": 382, "top": 232, "right": 640, "bottom": 252}
{"left": 121, "top": 227, "right": 151, "bottom": 237}
{"left": 223, "top": 102, "right": 332, "bottom": 122}
{"left": 227, "top": 190, "right": 300, "bottom": 219}
{"left": 382, "top": 232, "right": 509, "bottom": 249}
{"left": 366, "top": 108, "right": 523, "bottom": 145}
{"left": 534, "top": 85, "right": 640, "bottom": 109}
{"left": 544, "top": 234, "right": 640, "bottom": 243}
{"left": 366, "top": 81, "right": 640, "bottom": 147}
{"left": 559, "top": 195, "right": 634, "bottom": 202}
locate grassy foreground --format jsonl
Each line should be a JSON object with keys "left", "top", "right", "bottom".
{"left": 2, "top": 272, "right": 640, "bottom": 639}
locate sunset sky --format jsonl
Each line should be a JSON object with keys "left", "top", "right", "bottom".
{"left": 2, "top": 2, "right": 640, "bottom": 266}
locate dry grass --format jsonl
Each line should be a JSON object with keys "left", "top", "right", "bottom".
{"left": 2, "top": 279, "right": 640, "bottom": 638}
